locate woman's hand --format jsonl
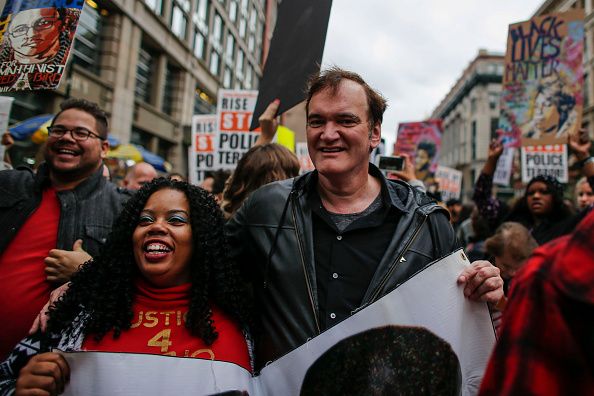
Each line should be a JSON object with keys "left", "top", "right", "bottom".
{"left": 15, "top": 352, "right": 70, "bottom": 396}
{"left": 569, "top": 128, "right": 591, "bottom": 161}
{"left": 388, "top": 153, "right": 417, "bottom": 182}
{"left": 483, "top": 139, "right": 504, "bottom": 175}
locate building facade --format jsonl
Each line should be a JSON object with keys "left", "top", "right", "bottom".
{"left": 6, "top": 0, "right": 275, "bottom": 173}
{"left": 431, "top": 50, "right": 504, "bottom": 201}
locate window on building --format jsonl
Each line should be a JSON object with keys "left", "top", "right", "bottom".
{"left": 585, "top": 72, "right": 590, "bottom": 107}
{"left": 195, "top": 0, "right": 210, "bottom": 31}
{"left": 490, "top": 118, "right": 499, "bottom": 140}
{"left": 224, "top": 67, "right": 232, "bottom": 88}
{"left": 248, "top": 34, "right": 255, "bottom": 52}
{"left": 131, "top": 127, "right": 153, "bottom": 148}
{"left": 488, "top": 91, "right": 499, "bottom": 110}
{"left": 236, "top": 49, "right": 244, "bottom": 78}
{"left": 71, "top": 4, "right": 103, "bottom": 75}
{"left": 471, "top": 121, "right": 477, "bottom": 160}
{"left": 239, "top": 16, "right": 247, "bottom": 38}
{"left": 145, "top": 0, "right": 163, "bottom": 15}
{"left": 244, "top": 64, "right": 252, "bottom": 89}
{"left": 157, "top": 139, "right": 174, "bottom": 161}
{"left": 470, "top": 97, "right": 477, "bottom": 113}
{"left": 171, "top": 4, "right": 187, "bottom": 40}
{"left": 225, "top": 33, "right": 235, "bottom": 62}
{"left": 163, "top": 63, "right": 178, "bottom": 116}
{"left": 135, "top": 44, "right": 157, "bottom": 104}
{"left": 249, "top": 5, "right": 257, "bottom": 32}
{"left": 193, "top": 29, "right": 206, "bottom": 59}
{"left": 241, "top": 0, "right": 249, "bottom": 15}
{"left": 210, "top": 50, "right": 220, "bottom": 76}
{"left": 229, "top": 0, "right": 237, "bottom": 22}
{"left": 213, "top": 12, "right": 223, "bottom": 45}
{"left": 194, "top": 87, "right": 216, "bottom": 115}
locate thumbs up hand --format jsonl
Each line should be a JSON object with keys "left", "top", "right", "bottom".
{"left": 44, "top": 239, "right": 93, "bottom": 285}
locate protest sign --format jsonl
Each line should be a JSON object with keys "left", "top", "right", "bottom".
{"left": 216, "top": 89, "right": 259, "bottom": 170}
{"left": 493, "top": 147, "right": 516, "bottom": 186}
{"left": 296, "top": 142, "right": 314, "bottom": 174}
{"left": 0, "top": 0, "right": 84, "bottom": 92}
{"left": 0, "top": 95, "right": 13, "bottom": 166}
{"left": 435, "top": 166, "right": 462, "bottom": 201}
{"left": 189, "top": 114, "right": 217, "bottom": 184}
{"left": 521, "top": 144, "right": 568, "bottom": 183}
{"left": 394, "top": 120, "right": 443, "bottom": 190}
{"left": 497, "top": 10, "right": 584, "bottom": 148}
{"left": 62, "top": 249, "right": 494, "bottom": 396}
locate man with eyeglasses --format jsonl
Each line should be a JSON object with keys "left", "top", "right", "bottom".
{"left": 0, "top": 98, "right": 131, "bottom": 360}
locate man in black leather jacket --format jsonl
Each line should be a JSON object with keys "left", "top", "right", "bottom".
{"left": 226, "top": 67, "right": 503, "bottom": 370}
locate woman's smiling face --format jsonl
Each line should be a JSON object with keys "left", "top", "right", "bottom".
{"left": 133, "top": 188, "right": 194, "bottom": 288}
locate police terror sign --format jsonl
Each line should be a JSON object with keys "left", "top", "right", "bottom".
{"left": 521, "top": 145, "right": 568, "bottom": 183}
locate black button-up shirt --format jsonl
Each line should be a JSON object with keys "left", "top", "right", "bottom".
{"left": 309, "top": 172, "right": 402, "bottom": 331}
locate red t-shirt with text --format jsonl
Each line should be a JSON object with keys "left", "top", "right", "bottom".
{"left": 82, "top": 278, "right": 251, "bottom": 371}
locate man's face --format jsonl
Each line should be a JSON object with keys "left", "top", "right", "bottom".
{"left": 306, "top": 80, "right": 380, "bottom": 178}
{"left": 44, "top": 109, "right": 108, "bottom": 180}
{"left": 9, "top": 8, "right": 62, "bottom": 61}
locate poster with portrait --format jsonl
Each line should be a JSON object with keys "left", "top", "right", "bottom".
{"left": 216, "top": 89, "right": 259, "bottom": 170}
{"left": 394, "top": 120, "right": 443, "bottom": 190}
{"left": 497, "top": 10, "right": 584, "bottom": 148}
{"left": 189, "top": 114, "right": 218, "bottom": 185}
{"left": 0, "top": 0, "right": 84, "bottom": 92}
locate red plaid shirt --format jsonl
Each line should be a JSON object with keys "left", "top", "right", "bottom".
{"left": 479, "top": 210, "right": 594, "bottom": 395}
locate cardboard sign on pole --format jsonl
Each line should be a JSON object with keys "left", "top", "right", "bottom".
{"left": 498, "top": 10, "right": 584, "bottom": 148}
{"left": 435, "top": 166, "right": 462, "bottom": 202}
{"left": 394, "top": 120, "right": 443, "bottom": 191}
{"left": 0, "top": 0, "right": 85, "bottom": 92}
{"left": 189, "top": 114, "right": 217, "bottom": 184}
{"left": 493, "top": 147, "right": 516, "bottom": 186}
{"left": 521, "top": 145, "right": 568, "bottom": 183}
{"left": 217, "top": 89, "right": 259, "bottom": 170}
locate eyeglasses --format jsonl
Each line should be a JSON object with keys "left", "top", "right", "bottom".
{"left": 47, "top": 126, "right": 105, "bottom": 141}
{"left": 9, "top": 17, "right": 58, "bottom": 38}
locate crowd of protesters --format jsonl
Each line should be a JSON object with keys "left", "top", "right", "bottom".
{"left": 0, "top": 67, "right": 593, "bottom": 394}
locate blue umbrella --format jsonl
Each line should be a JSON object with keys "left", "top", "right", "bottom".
{"left": 9, "top": 114, "right": 54, "bottom": 141}
{"left": 134, "top": 145, "right": 171, "bottom": 173}
{"left": 107, "top": 135, "right": 120, "bottom": 147}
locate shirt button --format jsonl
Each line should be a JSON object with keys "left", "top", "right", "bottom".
{"left": 336, "top": 235, "right": 342, "bottom": 241}
{"left": 330, "top": 313, "right": 336, "bottom": 319}
{"left": 332, "top": 272, "right": 338, "bottom": 279}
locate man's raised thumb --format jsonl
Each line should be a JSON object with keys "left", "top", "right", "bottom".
{"left": 73, "top": 239, "right": 84, "bottom": 251}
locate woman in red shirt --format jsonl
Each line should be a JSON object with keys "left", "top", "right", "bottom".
{"left": 0, "top": 178, "right": 252, "bottom": 394}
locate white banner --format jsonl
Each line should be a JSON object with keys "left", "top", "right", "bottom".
{"left": 62, "top": 249, "right": 494, "bottom": 396}
{"left": 189, "top": 114, "right": 217, "bottom": 184}
{"left": 216, "top": 90, "right": 259, "bottom": 170}
{"left": 521, "top": 145, "right": 568, "bottom": 183}
{"left": 435, "top": 165, "right": 463, "bottom": 201}
{"left": 493, "top": 147, "right": 515, "bottom": 186}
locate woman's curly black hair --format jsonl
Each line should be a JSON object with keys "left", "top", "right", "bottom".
{"left": 47, "top": 178, "right": 251, "bottom": 345}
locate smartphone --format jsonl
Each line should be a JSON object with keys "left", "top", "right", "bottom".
{"left": 378, "top": 155, "right": 405, "bottom": 172}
